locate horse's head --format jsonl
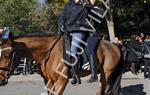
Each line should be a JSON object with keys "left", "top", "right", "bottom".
{"left": 0, "top": 40, "right": 13, "bottom": 86}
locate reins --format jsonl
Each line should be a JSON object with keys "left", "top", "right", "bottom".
{"left": 48, "top": 33, "right": 63, "bottom": 53}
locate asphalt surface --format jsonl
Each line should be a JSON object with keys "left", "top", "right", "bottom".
{"left": 0, "top": 72, "right": 149, "bottom": 95}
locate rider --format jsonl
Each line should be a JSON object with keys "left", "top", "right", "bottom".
{"left": 84, "top": 0, "right": 100, "bottom": 83}
{"left": 1, "top": 27, "right": 11, "bottom": 46}
{"left": 58, "top": 0, "right": 89, "bottom": 85}
{"left": 143, "top": 36, "right": 150, "bottom": 79}
{"left": 128, "top": 35, "right": 144, "bottom": 74}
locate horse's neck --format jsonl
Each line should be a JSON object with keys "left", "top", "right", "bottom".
{"left": 14, "top": 35, "right": 62, "bottom": 63}
{"left": 14, "top": 36, "right": 59, "bottom": 49}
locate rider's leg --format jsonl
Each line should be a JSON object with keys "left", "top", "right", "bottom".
{"left": 144, "top": 59, "right": 148, "bottom": 78}
{"left": 71, "top": 55, "right": 82, "bottom": 85}
{"left": 130, "top": 62, "right": 137, "bottom": 74}
{"left": 70, "top": 32, "right": 85, "bottom": 85}
{"left": 86, "top": 36, "right": 99, "bottom": 83}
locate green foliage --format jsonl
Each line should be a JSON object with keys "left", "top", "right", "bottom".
{"left": 114, "top": 0, "right": 150, "bottom": 37}
{"left": 0, "top": 0, "right": 67, "bottom": 36}
{"left": 0, "top": 0, "right": 149, "bottom": 37}
{"left": 32, "top": 0, "right": 66, "bottom": 33}
{"left": 0, "top": 0, "right": 38, "bottom": 35}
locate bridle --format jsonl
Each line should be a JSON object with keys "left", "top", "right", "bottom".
{"left": 0, "top": 46, "right": 15, "bottom": 78}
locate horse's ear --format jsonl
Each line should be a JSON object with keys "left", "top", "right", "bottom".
{"left": 9, "top": 32, "right": 14, "bottom": 41}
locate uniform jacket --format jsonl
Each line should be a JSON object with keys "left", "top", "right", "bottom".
{"left": 143, "top": 40, "right": 150, "bottom": 54}
{"left": 127, "top": 40, "right": 143, "bottom": 62}
{"left": 58, "top": 0, "right": 89, "bottom": 32}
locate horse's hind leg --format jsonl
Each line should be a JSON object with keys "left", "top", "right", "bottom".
{"left": 96, "top": 69, "right": 113, "bottom": 95}
{"left": 104, "top": 66, "right": 123, "bottom": 95}
{"left": 98, "top": 64, "right": 115, "bottom": 95}
{"left": 111, "top": 63, "right": 123, "bottom": 95}
{"left": 104, "top": 71, "right": 114, "bottom": 95}
{"left": 105, "top": 62, "right": 123, "bottom": 95}
{"left": 96, "top": 65, "right": 108, "bottom": 95}
{"left": 111, "top": 73, "right": 122, "bottom": 95}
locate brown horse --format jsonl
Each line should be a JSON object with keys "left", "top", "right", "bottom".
{"left": 0, "top": 34, "right": 122, "bottom": 95}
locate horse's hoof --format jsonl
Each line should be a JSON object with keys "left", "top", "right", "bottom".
{"left": 0, "top": 78, "right": 8, "bottom": 86}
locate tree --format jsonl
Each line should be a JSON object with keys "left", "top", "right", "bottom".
{"left": 114, "top": 0, "right": 150, "bottom": 38}
{"left": 105, "top": 0, "right": 116, "bottom": 41}
{"left": 33, "top": 0, "right": 66, "bottom": 33}
{"left": 0, "top": 0, "right": 38, "bottom": 35}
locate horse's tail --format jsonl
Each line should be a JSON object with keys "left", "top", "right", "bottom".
{"left": 111, "top": 52, "right": 124, "bottom": 95}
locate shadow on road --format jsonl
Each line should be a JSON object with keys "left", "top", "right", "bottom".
{"left": 121, "top": 84, "right": 146, "bottom": 95}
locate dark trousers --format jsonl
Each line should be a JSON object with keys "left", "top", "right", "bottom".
{"left": 86, "top": 36, "right": 99, "bottom": 78}
{"left": 130, "top": 60, "right": 139, "bottom": 74}
{"left": 144, "top": 58, "right": 150, "bottom": 78}
{"left": 86, "top": 36, "right": 99, "bottom": 55}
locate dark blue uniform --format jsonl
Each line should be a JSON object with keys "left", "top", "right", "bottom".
{"left": 127, "top": 39, "right": 143, "bottom": 74}
{"left": 1, "top": 27, "right": 11, "bottom": 45}
{"left": 143, "top": 40, "right": 150, "bottom": 79}
{"left": 58, "top": 0, "right": 89, "bottom": 32}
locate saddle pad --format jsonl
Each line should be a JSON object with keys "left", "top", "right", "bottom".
{"left": 63, "top": 35, "right": 90, "bottom": 70}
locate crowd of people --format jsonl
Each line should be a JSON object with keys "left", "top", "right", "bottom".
{"left": 112, "top": 34, "right": 150, "bottom": 79}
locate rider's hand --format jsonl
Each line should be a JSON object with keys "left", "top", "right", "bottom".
{"left": 60, "top": 25, "right": 65, "bottom": 32}
{"left": 75, "top": 0, "right": 80, "bottom": 3}
{"left": 60, "top": 25, "right": 68, "bottom": 35}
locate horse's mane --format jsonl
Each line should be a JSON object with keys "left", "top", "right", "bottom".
{"left": 14, "top": 32, "right": 58, "bottom": 39}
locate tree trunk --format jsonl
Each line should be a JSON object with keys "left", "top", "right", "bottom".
{"left": 105, "top": 0, "right": 115, "bottom": 41}
{"left": 106, "top": 16, "right": 115, "bottom": 41}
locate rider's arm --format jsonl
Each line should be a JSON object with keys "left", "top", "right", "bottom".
{"left": 58, "top": 5, "right": 67, "bottom": 28}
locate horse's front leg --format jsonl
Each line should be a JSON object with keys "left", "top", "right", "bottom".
{"left": 48, "top": 78, "right": 69, "bottom": 95}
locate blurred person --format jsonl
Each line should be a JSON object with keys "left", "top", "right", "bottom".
{"left": 127, "top": 35, "right": 144, "bottom": 74}
{"left": 143, "top": 36, "right": 150, "bottom": 79}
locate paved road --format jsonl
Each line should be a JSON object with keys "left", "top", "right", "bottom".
{"left": 0, "top": 73, "right": 149, "bottom": 95}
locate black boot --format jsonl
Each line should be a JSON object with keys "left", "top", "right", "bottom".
{"left": 87, "top": 54, "right": 98, "bottom": 83}
{"left": 71, "top": 55, "right": 83, "bottom": 85}
{"left": 67, "top": 66, "right": 73, "bottom": 78}
{"left": 71, "top": 66, "right": 81, "bottom": 85}
{"left": 71, "top": 74, "right": 81, "bottom": 85}
{"left": 71, "top": 56, "right": 82, "bottom": 85}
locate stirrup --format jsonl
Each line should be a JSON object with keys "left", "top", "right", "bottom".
{"left": 71, "top": 74, "right": 81, "bottom": 86}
